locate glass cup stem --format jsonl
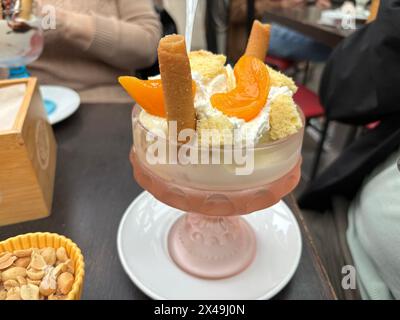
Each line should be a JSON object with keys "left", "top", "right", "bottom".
{"left": 168, "top": 212, "right": 256, "bottom": 279}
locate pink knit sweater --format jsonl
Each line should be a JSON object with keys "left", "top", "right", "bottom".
{"left": 29, "top": 0, "right": 162, "bottom": 103}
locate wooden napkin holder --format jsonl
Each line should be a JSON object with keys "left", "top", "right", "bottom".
{"left": 0, "top": 78, "right": 57, "bottom": 226}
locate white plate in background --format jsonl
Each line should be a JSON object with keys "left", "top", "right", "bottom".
{"left": 40, "top": 85, "right": 80, "bottom": 125}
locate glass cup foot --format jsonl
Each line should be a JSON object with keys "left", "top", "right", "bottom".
{"left": 168, "top": 213, "right": 256, "bottom": 279}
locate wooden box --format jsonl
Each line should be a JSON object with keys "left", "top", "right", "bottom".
{"left": 0, "top": 78, "right": 57, "bottom": 226}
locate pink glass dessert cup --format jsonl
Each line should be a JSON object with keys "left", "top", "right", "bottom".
{"left": 130, "top": 106, "right": 304, "bottom": 279}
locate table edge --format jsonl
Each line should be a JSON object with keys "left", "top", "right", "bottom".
{"left": 285, "top": 194, "right": 338, "bottom": 300}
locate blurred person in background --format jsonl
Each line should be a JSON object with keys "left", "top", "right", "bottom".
{"left": 268, "top": 0, "right": 334, "bottom": 62}
{"left": 227, "top": 0, "right": 338, "bottom": 63}
{"left": 30, "top": 0, "right": 162, "bottom": 103}
{"left": 300, "top": 0, "right": 400, "bottom": 299}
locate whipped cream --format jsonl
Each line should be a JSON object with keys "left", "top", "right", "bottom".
{"left": 140, "top": 65, "right": 292, "bottom": 145}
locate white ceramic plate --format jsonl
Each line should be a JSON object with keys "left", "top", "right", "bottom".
{"left": 40, "top": 85, "right": 80, "bottom": 125}
{"left": 117, "top": 191, "right": 302, "bottom": 300}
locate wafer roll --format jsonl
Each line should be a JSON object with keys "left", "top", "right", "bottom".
{"left": 245, "top": 20, "right": 271, "bottom": 60}
{"left": 367, "top": 0, "right": 380, "bottom": 23}
{"left": 158, "top": 34, "right": 196, "bottom": 137}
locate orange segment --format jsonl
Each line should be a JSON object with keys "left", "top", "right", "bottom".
{"left": 119, "top": 76, "right": 197, "bottom": 118}
{"left": 211, "top": 56, "right": 270, "bottom": 122}
{"left": 119, "top": 76, "right": 166, "bottom": 118}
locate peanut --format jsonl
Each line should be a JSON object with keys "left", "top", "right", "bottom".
{"left": 27, "top": 268, "right": 45, "bottom": 280}
{"left": 0, "top": 254, "right": 17, "bottom": 270}
{"left": 13, "top": 249, "right": 32, "bottom": 258}
{"left": 41, "top": 248, "right": 56, "bottom": 266}
{"left": 63, "top": 259, "right": 75, "bottom": 274}
{"left": 27, "top": 279, "right": 41, "bottom": 286}
{"left": 6, "top": 287, "right": 21, "bottom": 300}
{"left": 4, "top": 279, "right": 19, "bottom": 290}
{"left": 21, "top": 284, "right": 40, "bottom": 300}
{"left": 0, "top": 252, "right": 11, "bottom": 263}
{"left": 15, "top": 257, "right": 31, "bottom": 268}
{"left": 56, "top": 247, "right": 68, "bottom": 263}
{"left": 30, "top": 252, "right": 47, "bottom": 270}
{"left": 0, "top": 290, "right": 6, "bottom": 300}
{"left": 17, "top": 276, "right": 27, "bottom": 286}
{"left": 57, "top": 272, "right": 74, "bottom": 295}
{"left": 1, "top": 267, "right": 27, "bottom": 282}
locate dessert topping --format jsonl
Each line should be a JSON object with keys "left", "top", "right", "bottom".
{"left": 119, "top": 77, "right": 196, "bottom": 118}
{"left": 211, "top": 56, "right": 270, "bottom": 122}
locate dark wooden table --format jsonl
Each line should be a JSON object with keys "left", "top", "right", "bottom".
{"left": 0, "top": 104, "right": 336, "bottom": 300}
{"left": 253, "top": 4, "right": 356, "bottom": 48}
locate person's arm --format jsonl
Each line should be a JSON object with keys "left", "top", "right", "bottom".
{"left": 53, "top": 0, "right": 162, "bottom": 71}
